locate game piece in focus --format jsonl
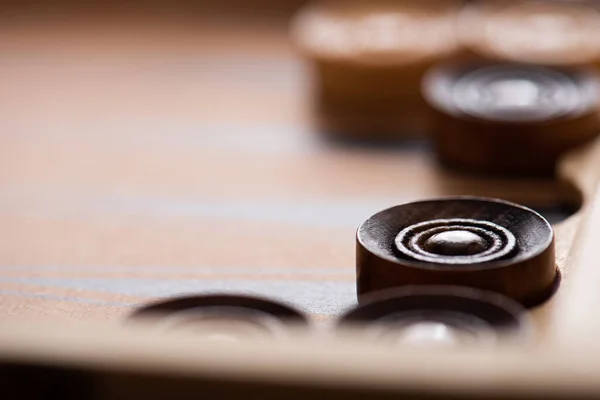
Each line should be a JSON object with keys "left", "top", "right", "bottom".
{"left": 422, "top": 61, "right": 600, "bottom": 175}
{"left": 356, "top": 197, "right": 557, "bottom": 307}
{"left": 458, "top": 0, "right": 600, "bottom": 68}
{"left": 291, "top": 0, "right": 461, "bottom": 140}
{"left": 338, "top": 286, "right": 531, "bottom": 347}
{"left": 129, "top": 294, "right": 308, "bottom": 341}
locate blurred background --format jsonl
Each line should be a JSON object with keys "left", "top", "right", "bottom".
{"left": 0, "top": 0, "right": 588, "bottom": 322}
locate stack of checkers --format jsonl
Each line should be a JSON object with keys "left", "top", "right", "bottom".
{"left": 291, "top": 0, "right": 600, "bottom": 144}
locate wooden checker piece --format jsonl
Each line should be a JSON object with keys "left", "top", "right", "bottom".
{"left": 129, "top": 294, "right": 308, "bottom": 340}
{"left": 356, "top": 197, "right": 557, "bottom": 307}
{"left": 6, "top": 4, "right": 600, "bottom": 399}
{"left": 338, "top": 286, "right": 532, "bottom": 347}
{"left": 291, "top": 0, "right": 461, "bottom": 139}
{"left": 458, "top": 0, "right": 600, "bottom": 68}
{"left": 422, "top": 61, "right": 600, "bottom": 175}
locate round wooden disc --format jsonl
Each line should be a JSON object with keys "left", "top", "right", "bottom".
{"left": 290, "top": 0, "right": 461, "bottom": 139}
{"left": 291, "top": 0, "right": 460, "bottom": 66}
{"left": 129, "top": 294, "right": 308, "bottom": 340}
{"left": 422, "top": 61, "right": 600, "bottom": 175}
{"left": 356, "top": 197, "right": 558, "bottom": 307}
{"left": 338, "top": 286, "right": 532, "bottom": 347}
{"left": 458, "top": 0, "right": 600, "bottom": 67}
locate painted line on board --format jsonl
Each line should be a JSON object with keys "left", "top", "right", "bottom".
{"left": 2, "top": 123, "right": 319, "bottom": 154}
{"left": 0, "top": 265, "right": 352, "bottom": 275}
{"left": 0, "top": 191, "right": 411, "bottom": 229}
{"left": 0, "top": 277, "right": 357, "bottom": 316}
{"left": 0, "top": 288, "right": 135, "bottom": 308}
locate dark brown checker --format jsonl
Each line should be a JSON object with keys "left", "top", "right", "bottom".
{"left": 422, "top": 61, "right": 600, "bottom": 175}
{"left": 356, "top": 197, "right": 557, "bottom": 307}
{"left": 338, "top": 285, "right": 532, "bottom": 347}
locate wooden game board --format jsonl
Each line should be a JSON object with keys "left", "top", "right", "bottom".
{"left": 1, "top": 3, "right": 600, "bottom": 398}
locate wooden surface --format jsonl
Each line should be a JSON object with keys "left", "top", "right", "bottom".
{"left": 0, "top": 10, "right": 575, "bottom": 325}
{"left": 1, "top": 4, "right": 600, "bottom": 399}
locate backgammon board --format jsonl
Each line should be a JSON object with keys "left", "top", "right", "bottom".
{"left": 2, "top": 1, "right": 600, "bottom": 398}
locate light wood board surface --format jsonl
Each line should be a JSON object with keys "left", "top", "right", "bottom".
{"left": 0, "top": 9, "right": 576, "bottom": 324}
{"left": 1, "top": 6, "right": 600, "bottom": 399}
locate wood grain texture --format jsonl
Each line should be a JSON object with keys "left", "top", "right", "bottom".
{"left": 0, "top": 10, "right": 573, "bottom": 325}
{"left": 1, "top": 5, "right": 600, "bottom": 398}
{"left": 356, "top": 197, "right": 557, "bottom": 306}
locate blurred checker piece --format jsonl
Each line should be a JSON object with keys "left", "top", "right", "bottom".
{"left": 129, "top": 294, "right": 308, "bottom": 341}
{"left": 356, "top": 197, "right": 557, "bottom": 307}
{"left": 458, "top": 0, "right": 600, "bottom": 68}
{"left": 423, "top": 62, "right": 600, "bottom": 175}
{"left": 338, "top": 286, "right": 532, "bottom": 347}
{"left": 291, "top": 0, "right": 461, "bottom": 139}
